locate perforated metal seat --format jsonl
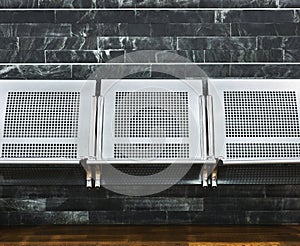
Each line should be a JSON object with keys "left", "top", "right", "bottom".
{"left": 1, "top": 78, "right": 300, "bottom": 188}
{"left": 0, "top": 80, "right": 96, "bottom": 164}
{"left": 208, "top": 79, "right": 300, "bottom": 165}
{"left": 88, "top": 79, "right": 208, "bottom": 165}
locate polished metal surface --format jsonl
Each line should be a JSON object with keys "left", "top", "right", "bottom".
{"left": 99, "top": 79, "right": 204, "bottom": 163}
{"left": 0, "top": 80, "right": 96, "bottom": 164}
{"left": 208, "top": 79, "right": 300, "bottom": 164}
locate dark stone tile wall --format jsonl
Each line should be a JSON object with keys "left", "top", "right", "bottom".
{"left": 0, "top": 0, "right": 300, "bottom": 225}
{"left": 1, "top": 185, "right": 300, "bottom": 225}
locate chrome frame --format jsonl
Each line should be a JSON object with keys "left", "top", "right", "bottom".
{"left": 90, "top": 79, "right": 209, "bottom": 165}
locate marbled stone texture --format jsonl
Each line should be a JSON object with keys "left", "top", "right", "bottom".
{"left": 0, "top": 0, "right": 281, "bottom": 8}
{"left": 1, "top": 2, "right": 300, "bottom": 226}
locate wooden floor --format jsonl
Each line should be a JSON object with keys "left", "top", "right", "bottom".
{"left": 0, "top": 225, "right": 300, "bottom": 246}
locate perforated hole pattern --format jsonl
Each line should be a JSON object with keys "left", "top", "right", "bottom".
{"left": 4, "top": 92, "right": 80, "bottom": 138}
{"left": 1, "top": 143, "right": 78, "bottom": 159}
{"left": 226, "top": 143, "right": 300, "bottom": 159}
{"left": 114, "top": 143, "right": 189, "bottom": 159}
{"left": 115, "top": 92, "right": 189, "bottom": 138}
{"left": 224, "top": 91, "right": 300, "bottom": 138}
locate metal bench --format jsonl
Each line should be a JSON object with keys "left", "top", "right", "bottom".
{"left": 1, "top": 79, "right": 300, "bottom": 188}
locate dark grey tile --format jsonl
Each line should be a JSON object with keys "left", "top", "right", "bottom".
{"left": 46, "top": 50, "right": 124, "bottom": 63}
{"left": 0, "top": 0, "right": 38, "bottom": 8}
{"left": 97, "top": 0, "right": 201, "bottom": 8}
{"left": 204, "top": 197, "right": 283, "bottom": 211}
{"left": 216, "top": 10, "right": 295, "bottom": 23}
{"left": 126, "top": 24, "right": 151, "bottom": 36}
{"left": 72, "top": 64, "right": 151, "bottom": 79}
{"left": 136, "top": 10, "right": 215, "bottom": 23}
{"left": 8, "top": 212, "right": 21, "bottom": 225}
{"left": 282, "top": 198, "right": 300, "bottom": 210}
{"left": 279, "top": 0, "right": 300, "bottom": 7}
{"left": 230, "top": 64, "right": 300, "bottom": 78}
{"left": 205, "top": 50, "right": 231, "bottom": 62}
{"left": 46, "top": 197, "right": 123, "bottom": 211}
{"left": 39, "top": 0, "right": 97, "bottom": 8}
{"left": 0, "top": 38, "right": 18, "bottom": 50}
{"left": 98, "top": 37, "right": 175, "bottom": 50}
{"left": 167, "top": 211, "right": 246, "bottom": 224}
{"left": 229, "top": 65, "right": 273, "bottom": 77}
{"left": 72, "top": 23, "right": 121, "bottom": 37}
{"left": 0, "top": 212, "right": 9, "bottom": 225}
{"left": 230, "top": 49, "right": 283, "bottom": 62}
{"left": 178, "top": 37, "right": 256, "bottom": 50}
{"left": 0, "top": 166, "right": 85, "bottom": 186}
{"left": 96, "top": 0, "right": 277, "bottom": 8}
{"left": 232, "top": 23, "right": 300, "bottom": 36}
{"left": 123, "top": 197, "right": 203, "bottom": 211}
{"left": 295, "top": 12, "right": 300, "bottom": 24}
{"left": 284, "top": 50, "right": 300, "bottom": 62}
{"left": 178, "top": 38, "right": 208, "bottom": 50}
{"left": 0, "top": 51, "right": 45, "bottom": 63}
{"left": 72, "top": 23, "right": 151, "bottom": 37}
{"left": 89, "top": 211, "right": 127, "bottom": 224}
{"left": 206, "top": 49, "right": 283, "bottom": 63}
{"left": 96, "top": 0, "right": 119, "bottom": 7}
{"left": 151, "top": 23, "right": 230, "bottom": 37}
{"left": 258, "top": 37, "right": 283, "bottom": 50}
{"left": 19, "top": 211, "right": 89, "bottom": 225}
{"left": 266, "top": 185, "right": 300, "bottom": 197}
{"left": 150, "top": 64, "right": 204, "bottom": 78}
{"left": 150, "top": 64, "right": 229, "bottom": 78}
{"left": 124, "top": 50, "right": 197, "bottom": 63}
{"left": 1, "top": 185, "right": 108, "bottom": 199}
{"left": 98, "top": 37, "right": 130, "bottom": 50}
{"left": 0, "top": 198, "right": 46, "bottom": 212}
{"left": 127, "top": 211, "right": 167, "bottom": 224}
{"left": 56, "top": 10, "right": 98, "bottom": 24}
{"left": 169, "top": 185, "right": 267, "bottom": 198}
{"left": 55, "top": 10, "right": 136, "bottom": 24}
{"left": 197, "top": 65, "right": 230, "bottom": 78}
{"left": 284, "top": 37, "right": 300, "bottom": 49}
{"left": 0, "top": 24, "right": 71, "bottom": 37}
{"left": 220, "top": 0, "right": 277, "bottom": 8}
{"left": 155, "top": 50, "right": 205, "bottom": 63}
{"left": 89, "top": 211, "right": 167, "bottom": 224}
{"left": 246, "top": 211, "right": 300, "bottom": 224}
{"left": 0, "top": 65, "right": 71, "bottom": 79}
{"left": 19, "top": 37, "right": 97, "bottom": 50}
{"left": 124, "top": 50, "right": 157, "bottom": 63}
{"left": 149, "top": 185, "right": 199, "bottom": 198}
{"left": 0, "top": 11, "right": 54, "bottom": 23}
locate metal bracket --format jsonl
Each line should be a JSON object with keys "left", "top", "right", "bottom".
{"left": 211, "top": 167, "right": 218, "bottom": 188}
{"left": 85, "top": 164, "right": 93, "bottom": 189}
{"left": 95, "top": 165, "right": 101, "bottom": 189}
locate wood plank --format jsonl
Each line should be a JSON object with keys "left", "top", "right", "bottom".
{"left": 0, "top": 226, "right": 300, "bottom": 246}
